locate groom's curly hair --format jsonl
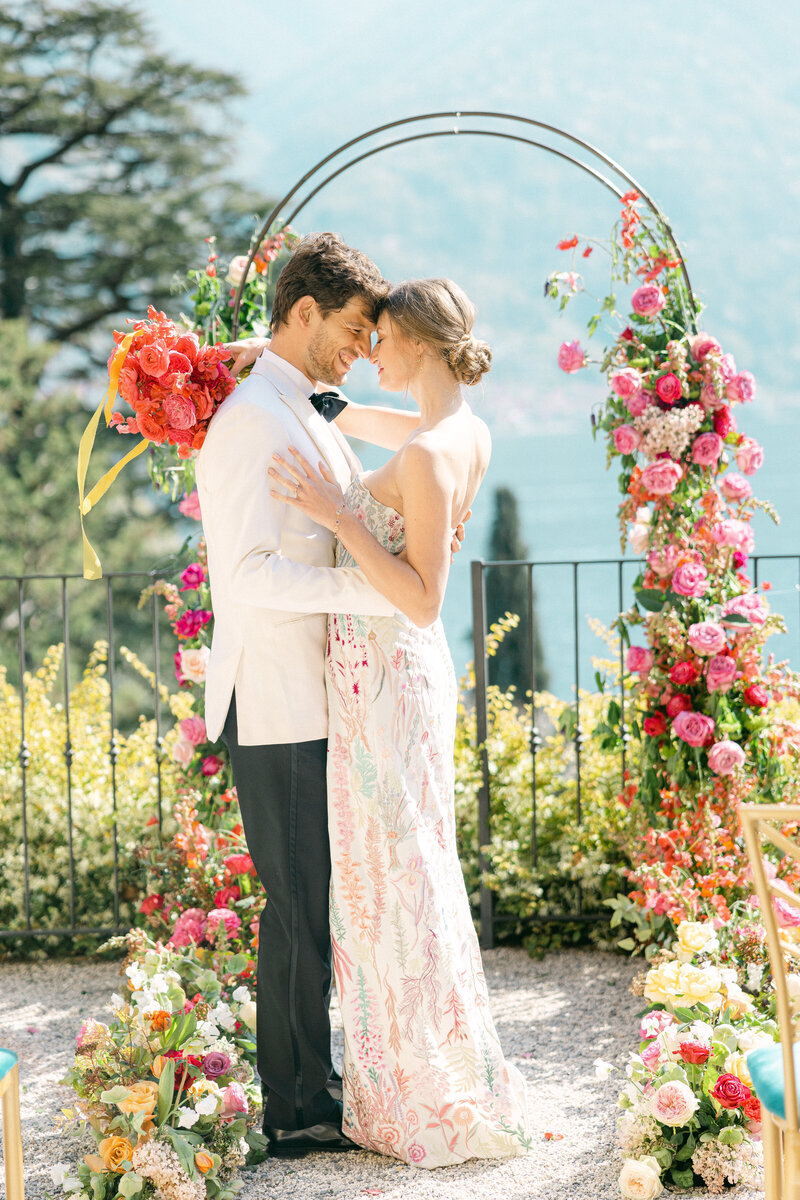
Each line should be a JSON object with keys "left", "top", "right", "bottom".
{"left": 270, "top": 232, "right": 388, "bottom": 330}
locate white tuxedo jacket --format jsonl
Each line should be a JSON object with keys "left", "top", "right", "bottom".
{"left": 196, "top": 351, "right": 396, "bottom": 746}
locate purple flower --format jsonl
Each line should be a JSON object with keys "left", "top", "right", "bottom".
{"left": 202, "top": 1050, "right": 232, "bottom": 1079}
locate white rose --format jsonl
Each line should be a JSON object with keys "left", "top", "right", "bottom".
{"left": 650, "top": 1080, "right": 699, "bottom": 1126}
{"left": 227, "top": 255, "right": 257, "bottom": 287}
{"left": 619, "top": 1155, "right": 663, "bottom": 1199}
{"left": 180, "top": 646, "right": 210, "bottom": 684}
{"left": 629, "top": 522, "right": 651, "bottom": 555}
{"left": 177, "top": 1106, "right": 200, "bottom": 1128}
{"left": 736, "top": 1028, "right": 774, "bottom": 1054}
{"left": 239, "top": 999, "right": 257, "bottom": 1032}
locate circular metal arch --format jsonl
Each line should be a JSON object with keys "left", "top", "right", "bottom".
{"left": 231, "top": 111, "right": 698, "bottom": 337}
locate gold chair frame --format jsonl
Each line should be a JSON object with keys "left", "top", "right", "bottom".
{"left": 741, "top": 804, "right": 800, "bottom": 1200}
{"left": 0, "top": 1055, "right": 24, "bottom": 1200}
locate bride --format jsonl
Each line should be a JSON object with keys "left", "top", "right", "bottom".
{"left": 269, "top": 277, "right": 531, "bottom": 1168}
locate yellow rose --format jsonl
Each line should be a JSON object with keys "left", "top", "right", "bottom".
{"left": 643, "top": 961, "right": 682, "bottom": 1006}
{"left": 679, "top": 964, "right": 722, "bottom": 1008}
{"left": 87, "top": 1135, "right": 134, "bottom": 1173}
{"left": 725, "top": 1052, "right": 753, "bottom": 1087}
{"left": 195, "top": 1151, "right": 214, "bottom": 1174}
{"left": 118, "top": 1080, "right": 159, "bottom": 1120}
{"left": 676, "top": 921, "right": 715, "bottom": 956}
{"left": 723, "top": 983, "right": 753, "bottom": 1019}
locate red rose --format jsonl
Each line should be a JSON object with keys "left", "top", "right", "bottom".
{"left": 643, "top": 712, "right": 667, "bottom": 737}
{"left": 667, "top": 694, "right": 693, "bottom": 719}
{"left": 620, "top": 327, "right": 635, "bottom": 342}
{"left": 670, "top": 661, "right": 700, "bottom": 686}
{"left": 713, "top": 405, "right": 735, "bottom": 439}
{"left": 655, "top": 373, "right": 683, "bottom": 405}
{"left": 742, "top": 1093, "right": 761, "bottom": 1122}
{"left": 679, "top": 1041, "right": 711, "bottom": 1065}
{"left": 744, "top": 684, "right": 769, "bottom": 708}
{"left": 224, "top": 853, "right": 256, "bottom": 877}
{"left": 712, "top": 1073, "right": 750, "bottom": 1109}
{"left": 215, "top": 885, "right": 240, "bottom": 908}
{"left": 140, "top": 893, "right": 164, "bottom": 916}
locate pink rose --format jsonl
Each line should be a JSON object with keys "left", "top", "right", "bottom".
{"left": 672, "top": 562, "right": 708, "bottom": 598}
{"left": 206, "top": 907, "right": 242, "bottom": 940}
{"left": 639, "top": 1010, "right": 675, "bottom": 1040}
{"left": 220, "top": 1082, "right": 248, "bottom": 1118}
{"left": 625, "top": 387, "right": 652, "bottom": 417}
{"left": 690, "top": 332, "right": 721, "bottom": 362}
{"left": 699, "top": 382, "right": 725, "bottom": 412}
{"left": 726, "top": 370, "right": 756, "bottom": 404}
{"left": 171, "top": 737, "right": 195, "bottom": 768}
{"left": 655, "top": 373, "right": 683, "bottom": 405}
{"left": 169, "top": 907, "right": 208, "bottom": 947}
{"left": 707, "top": 739, "right": 745, "bottom": 775}
{"left": 648, "top": 545, "right": 679, "bottom": 578}
{"left": 687, "top": 621, "right": 728, "bottom": 657}
{"left": 736, "top": 436, "right": 764, "bottom": 475}
{"left": 641, "top": 460, "right": 682, "bottom": 496}
{"left": 180, "top": 716, "right": 207, "bottom": 745}
{"left": 706, "top": 655, "right": 738, "bottom": 694}
{"left": 690, "top": 432, "right": 724, "bottom": 467}
{"left": 712, "top": 518, "right": 754, "bottom": 554}
{"left": 179, "top": 489, "right": 202, "bottom": 521}
{"left": 557, "top": 340, "right": 586, "bottom": 373}
{"left": 613, "top": 424, "right": 641, "bottom": 455}
{"left": 180, "top": 562, "right": 206, "bottom": 591}
{"left": 631, "top": 284, "right": 666, "bottom": 318}
{"left": 721, "top": 593, "right": 767, "bottom": 628}
{"left": 610, "top": 368, "right": 641, "bottom": 398}
{"left": 772, "top": 885, "right": 800, "bottom": 928}
{"left": 626, "top": 646, "right": 654, "bottom": 674}
{"left": 667, "top": 694, "right": 693, "bottom": 718}
{"left": 641, "top": 1041, "right": 665, "bottom": 1071}
{"left": 201, "top": 755, "right": 224, "bottom": 777}
{"left": 651, "top": 1080, "right": 699, "bottom": 1126}
{"left": 673, "top": 710, "right": 715, "bottom": 747}
{"left": 719, "top": 473, "right": 752, "bottom": 503}
{"left": 163, "top": 393, "right": 197, "bottom": 430}
{"left": 719, "top": 352, "right": 737, "bottom": 382}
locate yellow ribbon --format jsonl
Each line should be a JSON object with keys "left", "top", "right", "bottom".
{"left": 77, "top": 332, "right": 150, "bottom": 579}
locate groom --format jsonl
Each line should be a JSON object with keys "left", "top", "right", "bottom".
{"left": 197, "top": 233, "right": 405, "bottom": 1155}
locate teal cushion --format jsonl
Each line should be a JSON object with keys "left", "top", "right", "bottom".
{"left": 747, "top": 1041, "right": 800, "bottom": 1120}
{"left": 0, "top": 1048, "right": 18, "bottom": 1082}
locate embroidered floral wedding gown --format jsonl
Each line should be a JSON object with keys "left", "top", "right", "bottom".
{"left": 326, "top": 474, "right": 531, "bottom": 1169}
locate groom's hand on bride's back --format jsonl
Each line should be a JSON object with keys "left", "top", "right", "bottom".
{"left": 450, "top": 510, "right": 471, "bottom": 562}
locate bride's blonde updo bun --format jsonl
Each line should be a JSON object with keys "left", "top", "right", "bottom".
{"left": 380, "top": 278, "right": 492, "bottom": 386}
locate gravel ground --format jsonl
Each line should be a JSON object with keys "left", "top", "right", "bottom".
{"left": 0, "top": 949, "right": 763, "bottom": 1199}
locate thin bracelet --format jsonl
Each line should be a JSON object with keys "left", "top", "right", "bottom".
{"left": 334, "top": 502, "right": 345, "bottom": 538}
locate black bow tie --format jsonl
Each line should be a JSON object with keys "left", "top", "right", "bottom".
{"left": 309, "top": 391, "right": 348, "bottom": 422}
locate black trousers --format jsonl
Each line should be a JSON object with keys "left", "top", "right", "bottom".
{"left": 221, "top": 698, "right": 337, "bottom": 1129}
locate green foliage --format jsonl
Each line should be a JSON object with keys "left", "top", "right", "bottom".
{"left": 0, "top": 1, "right": 273, "bottom": 359}
{"left": 0, "top": 641, "right": 184, "bottom": 956}
{"left": 484, "top": 486, "right": 550, "bottom": 695}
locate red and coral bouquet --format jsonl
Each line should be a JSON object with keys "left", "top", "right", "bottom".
{"left": 108, "top": 305, "right": 235, "bottom": 457}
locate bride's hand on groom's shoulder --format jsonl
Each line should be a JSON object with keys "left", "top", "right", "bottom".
{"left": 222, "top": 337, "right": 270, "bottom": 376}
{"left": 269, "top": 447, "right": 344, "bottom": 532}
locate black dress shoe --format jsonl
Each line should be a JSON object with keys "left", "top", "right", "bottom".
{"left": 264, "top": 1120, "right": 358, "bottom": 1157}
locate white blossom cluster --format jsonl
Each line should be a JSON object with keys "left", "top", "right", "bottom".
{"left": 632, "top": 405, "right": 706, "bottom": 461}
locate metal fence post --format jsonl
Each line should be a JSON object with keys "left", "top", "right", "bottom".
{"left": 471, "top": 560, "right": 494, "bottom": 949}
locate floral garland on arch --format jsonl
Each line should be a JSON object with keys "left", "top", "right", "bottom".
{"left": 549, "top": 191, "right": 800, "bottom": 928}
{"left": 550, "top": 195, "right": 800, "bottom": 1194}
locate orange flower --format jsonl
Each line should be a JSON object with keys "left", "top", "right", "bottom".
{"left": 195, "top": 1151, "right": 214, "bottom": 1174}
{"left": 557, "top": 234, "right": 578, "bottom": 250}
{"left": 151, "top": 1055, "right": 170, "bottom": 1078}
{"left": 148, "top": 1010, "right": 172, "bottom": 1032}
{"left": 85, "top": 1135, "right": 134, "bottom": 1174}
{"left": 119, "top": 1080, "right": 159, "bottom": 1121}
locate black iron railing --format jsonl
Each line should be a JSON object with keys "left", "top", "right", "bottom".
{"left": 471, "top": 554, "right": 800, "bottom": 948}
{"left": 2, "top": 556, "right": 798, "bottom": 946}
